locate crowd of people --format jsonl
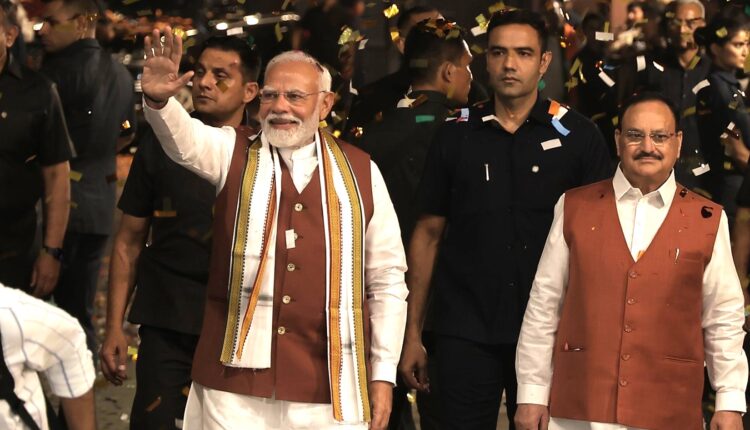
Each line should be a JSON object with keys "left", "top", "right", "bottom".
{"left": 1, "top": 0, "right": 750, "bottom": 429}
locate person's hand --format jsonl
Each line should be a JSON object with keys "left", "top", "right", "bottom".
{"left": 515, "top": 403, "right": 550, "bottom": 430}
{"left": 141, "top": 26, "right": 194, "bottom": 106}
{"left": 368, "top": 381, "right": 393, "bottom": 430}
{"left": 710, "top": 410, "right": 743, "bottom": 430}
{"left": 99, "top": 327, "right": 129, "bottom": 385}
{"left": 30, "top": 252, "right": 60, "bottom": 297}
{"left": 398, "top": 337, "right": 429, "bottom": 391}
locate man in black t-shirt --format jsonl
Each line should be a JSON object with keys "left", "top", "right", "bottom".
{"left": 99, "top": 37, "right": 260, "bottom": 430}
{"left": 0, "top": 0, "right": 72, "bottom": 297}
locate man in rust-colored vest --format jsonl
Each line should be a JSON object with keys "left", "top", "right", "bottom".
{"left": 515, "top": 92, "right": 747, "bottom": 430}
{"left": 139, "top": 28, "right": 408, "bottom": 430}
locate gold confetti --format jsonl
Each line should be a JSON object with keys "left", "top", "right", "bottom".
{"left": 319, "top": 119, "right": 328, "bottom": 128}
{"left": 145, "top": 397, "right": 162, "bottom": 412}
{"left": 121, "top": 120, "right": 131, "bottom": 130}
{"left": 611, "top": 116, "right": 619, "bottom": 126}
{"left": 470, "top": 44, "right": 484, "bottom": 54}
{"left": 564, "top": 77, "right": 579, "bottom": 90}
{"left": 333, "top": 130, "right": 342, "bottom": 138}
{"left": 182, "top": 386, "right": 191, "bottom": 397}
{"left": 275, "top": 22, "right": 283, "bottom": 42}
{"left": 173, "top": 27, "right": 186, "bottom": 40}
{"left": 476, "top": 13, "right": 487, "bottom": 25}
{"left": 604, "top": 21, "right": 610, "bottom": 33}
{"left": 352, "top": 127, "right": 363, "bottom": 138}
{"left": 338, "top": 26, "right": 353, "bottom": 45}
{"left": 716, "top": 27, "right": 728, "bottom": 38}
{"left": 281, "top": 0, "right": 291, "bottom": 9}
{"left": 683, "top": 106, "right": 696, "bottom": 117}
{"left": 568, "top": 58, "right": 581, "bottom": 76}
{"left": 69, "top": 171, "right": 83, "bottom": 182}
{"left": 383, "top": 4, "right": 399, "bottom": 19}
{"left": 217, "top": 80, "right": 229, "bottom": 92}
{"left": 389, "top": 27, "right": 400, "bottom": 42}
{"left": 488, "top": 2, "right": 506, "bottom": 14}
{"left": 127, "top": 346, "right": 138, "bottom": 356}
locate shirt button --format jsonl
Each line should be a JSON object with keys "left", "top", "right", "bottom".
{"left": 294, "top": 203, "right": 304, "bottom": 212}
{"left": 627, "top": 298, "right": 636, "bottom": 305}
{"left": 282, "top": 295, "right": 291, "bottom": 304}
{"left": 277, "top": 326, "right": 286, "bottom": 335}
{"left": 619, "top": 379, "right": 628, "bottom": 387}
{"left": 624, "top": 325, "right": 633, "bottom": 333}
{"left": 628, "top": 271, "right": 638, "bottom": 279}
{"left": 287, "top": 263, "right": 296, "bottom": 272}
{"left": 294, "top": 233, "right": 299, "bottom": 240}
{"left": 622, "top": 353, "right": 631, "bottom": 361}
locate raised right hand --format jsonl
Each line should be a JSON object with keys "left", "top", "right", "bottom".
{"left": 398, "top": 337, "right": 430, "bottom": 391}
{"left": 515, "top": 404, "right": 550, "bottom": 430}
{"left": 141, "top": 26, "right": 194, "bottom": 104}
{"left": 99, "top": 328, "right": 129, "bottom": 385}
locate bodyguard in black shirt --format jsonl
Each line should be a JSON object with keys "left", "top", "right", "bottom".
{"left": 100, "top": 36, "right": 260, "bottom": 430}
{"left": 38, "top": 0, "right": 136, "bottom": 354}
{"left": 0, "top": 1, "right": 72, "bottom": 296}
{"left": 400, "top": 10, "right": 612, "bottom": 430}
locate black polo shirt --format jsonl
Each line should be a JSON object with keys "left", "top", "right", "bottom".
{"left": 418, "top": 95, "right": 613, "bottom": 344}
{"left": 41, "top": 39, "right": 136, "bottom": 235}
{"left": 0, "top": 55, "right": 72, "bottom": 272}
{"left": 355, "top": 90, "right": 453, "bottom": 246}
{"left": 118, "top": 125, "right": 214, "bottom": 335}
{"left": 637, "top": 50, "right": 712, "bottom": 190}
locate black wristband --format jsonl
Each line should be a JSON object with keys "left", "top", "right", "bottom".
{"left": 42, "top": 246, "right": 64, "bottom": 262}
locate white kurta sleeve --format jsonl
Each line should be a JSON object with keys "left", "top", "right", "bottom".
{"left": 364, "top": 161, "right": 408, "bottom": 385}
{"left": 516, "top": 195, "right": 570, "bottom": 405}
{"left": 702, "top": 211, "right": 748, "bottom": 413}
{"left": 142, "top": 97, "right": 237, "bottom": 190}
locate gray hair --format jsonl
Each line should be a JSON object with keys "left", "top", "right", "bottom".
{"left": 675, "top": 0, "right": 705, "bottom": 19}
{"left": 265, "top": 50, "right": 332, "bottom": 92}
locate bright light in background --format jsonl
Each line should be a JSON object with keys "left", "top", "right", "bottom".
{"left": 185, "top": 29, "right": 198, "bottom": 37}
{"left": 33, "top": 22, "right": 43, "bottom": 31}
{"left": 244, "top": 14, "right": 260, "bottom": 25}
{"left": 215, "top": 22, "right": 228, "bottom": 31}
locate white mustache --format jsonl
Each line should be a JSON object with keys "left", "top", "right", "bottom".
{"left": 266, "top": 114, "right": 302, "bottom": 125}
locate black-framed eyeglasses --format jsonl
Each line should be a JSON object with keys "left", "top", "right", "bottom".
{"left": 623, "top": 130, "right": 677, "bottom": 146}
{"left": 258, "top": 89, "right": 327, "bottom": 105}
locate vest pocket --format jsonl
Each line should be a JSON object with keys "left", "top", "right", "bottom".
{"left": 664, "top": 355, "right": 698, "bottom": 364}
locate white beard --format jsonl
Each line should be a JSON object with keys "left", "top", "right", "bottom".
{"left": 262, "top": 107, "right": 320, "bottom": 149}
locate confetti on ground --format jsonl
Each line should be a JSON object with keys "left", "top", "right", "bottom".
{"left": 383, "top": 4, "right": 399, "bottom": 19}
{"left": 70, "top": 171, "right": 83, "bottom": 182}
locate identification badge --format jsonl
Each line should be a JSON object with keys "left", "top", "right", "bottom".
{"left": 541, "top": 138, "right": 563, "bottom": 151}
{"left": 285, "top": 229, "right": 296, "bottom": 249}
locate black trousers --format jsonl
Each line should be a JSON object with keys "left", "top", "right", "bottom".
{"left": 416, "top": 331, "right": 441, "bottom": 430}
{"left": 435, "top": 335, "right": 517, "bottom": 430}
{"left": 130, "top": 326, "right": 199, "bottom": 430}
{"left": 54, "top": 232, "right": 109, "bottom": 355}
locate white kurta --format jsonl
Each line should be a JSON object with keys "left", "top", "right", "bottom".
{"left": 143, "top": 98, "right": 408, "bottom": 428}
{"left": 516, "top": 167, "right": 748, "bottom": 429}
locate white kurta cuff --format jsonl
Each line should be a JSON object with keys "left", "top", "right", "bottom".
{"left": 715, "top": 390, "right": 747, "bottom": 413}
{"left": 517, "top": 383, "right": 551, "bottom": 405}
{"left": 370, "top": 360, "right": 397, "bottom": 385}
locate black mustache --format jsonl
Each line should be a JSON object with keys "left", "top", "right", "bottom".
{"left": 634, "top": 152, "right": 663, "bottom": 160}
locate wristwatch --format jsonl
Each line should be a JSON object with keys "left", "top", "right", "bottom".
{"left": 42, "top": 246, "right": 64, "bottom": 262}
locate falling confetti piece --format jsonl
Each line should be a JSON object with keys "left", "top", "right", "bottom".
{"left": 281, "top": 0, "right": 291, "bottom": 10}
{"left": 383, "top": 4, "right": 399, "bottom": 19}
{"left": 319, "top": 120, "right": 328, "bottom": 128}
{"left": 470, "top": 25, "right": 487, "bottom": 36}
{"left": 338, "top": 27, "right": 353, "bottom": 45}
{"left": 333, "top": 130, "right": 342, "bottom": 137}
{"left": 636, "top": 55, "right": 646, "bottom": 72}
{"left": 598, "top": 70, "right": 615, "bottom": 87}
{"left": 470, "top": 44, "right": 484, "bottom": 54}
{"left": 121, "top": 120, "right": 131, "bottom": 130}
{"left": 716, "top": 27, "right": 728, "bottom": 38}
{"left": 595, "top": 32, "right": 614, "bottom": 41}
{"left": 652, "top": 61, "right": 664, "bottom": 72}
{"left": 568, "top": 58, "right": 581, "bottom": 76}
{"left": 415, "top": 115, "right": 435, "bottom": 123}
{"left": 611, "top": 116, "right": 619, "bottom": 126}
{"left": 127, "top": 346, "right": 139, "bottom": 356}
{"left": 389, "top": 27, "right": 400, "bottom": 42}
{"left": 531, "top": 165, "right": 540, "bottom": 173}
{"left": 488, "top": 2, "right": 506, "bottom": 14}
{"left": 687, "top": 55, "right": 700, "bottom": 70}
{"left": 182, "top": 386, "right": 191, "bottom": 397}
{"left": 145, "top": 396, "right": 162, "bottom": 412}
{"left": 275, "top": 23, "right": 283, "bottom": 42}
{"left": 476, "top": 13, "right": 487, "bottom": 25}
{"left": 352, "top": 127, "right": 363, "bottom": 138}
{"left": 359, "top": 39, "right": 368, "bottom": 50}
{"left": 683, "top": 106, "right": 696, "bottom": 117}
{"left": 604, "top": 21, "right": 610, "bottom": 33}
{"left": 120, "top": 413, "right": 129, "bottom": 421}
{"left": 69, "top": 171, "right": 83, "bottom": 182}
{"left": 24, "top": 154, "right": 37, "bottom": 163}
{"left": 227, "top": 27, "right": 243, "bottom": 36}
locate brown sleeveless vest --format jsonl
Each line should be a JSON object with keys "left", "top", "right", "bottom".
{"left": 549, "top": 179, "right": 721, "bottom": 430}
{"left": 191, "top": 128, "right": 374, "bottom": 403}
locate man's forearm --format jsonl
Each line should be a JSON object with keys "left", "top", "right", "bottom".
{"left": 60, "top": 389, "right": 95, "bottom": 430}
{"left": 106, "top": 219, "right": 147, "bottom": 330}
{"left": 404, "top": 219, "right": 444, "bottom": 340}
{"left": 732, "top": 208, "right": 750, "bottom": 282}
{"left": 41, "top": 162, "right": 70, "bottom": 248}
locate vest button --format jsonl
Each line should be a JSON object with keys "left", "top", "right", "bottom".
{"left": 294, "top": 203, "right": 304, "bottom": 212}
{"left": 621, "top": 353, "right": 631, "bottom": 361}
{"left": 277, "top": 326, "right": 286, "bottom": 335}
{"left": 628, "top": 271, "right": 638, "bottom": 278}
{"left": 627, "top": 298, "right": 636, "bottom": 305}
{"left": 282, "top": 295, "right": 291, "bottom": 304}
{"left": 624, "top": 325, "right": 633, "bottom": 333}
{"left": 287, "top": 263, "right": 296, "bottom": 272}
{"left": 619, "top": 379, "right": 628, "bottom": 387}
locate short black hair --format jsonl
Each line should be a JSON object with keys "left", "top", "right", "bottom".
{"left": 404, "top": 19, "right": 467, "bottom": 86}
{"left": 397, "top": 5, "right": 439, "bottom": 34}
{"left": 42, "top": 0, "right": 100, "bottom": 17}
{"left": 197, "top": 36, "right": 262, "bottom": 83}
{"left": 694, "top": 15, "right": 748, "bottom": 54}
{"left": 0, "top": 0, "right": 18, "bottom": 28}
{"left": 581, "top": 12, "right": 605, "bottom": 33}
{"left": 487, "top": 9, "right": 549, "bottom": 52}
{"left": 618, "top": 92, "right": 681, "bottom": 131}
